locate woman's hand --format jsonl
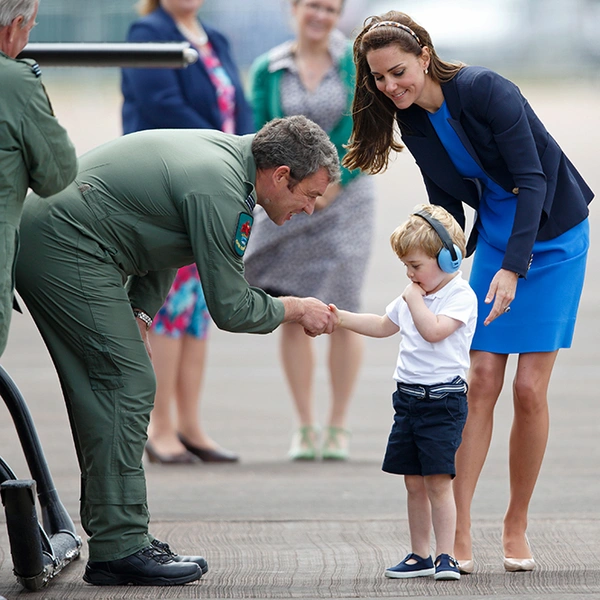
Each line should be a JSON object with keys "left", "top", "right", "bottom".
{"left": 483, "top": 268, "right": 518, "bottom": 325}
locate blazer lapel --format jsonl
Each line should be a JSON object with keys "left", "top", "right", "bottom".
{"left": 398, "top": 106, "right": 477, "bottom": 208}
{"left": 442, "top": 77, "right": 487, "bottom": 176}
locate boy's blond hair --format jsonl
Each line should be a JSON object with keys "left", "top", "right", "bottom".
{"left": 390, "top": 204, "right": 466, "bottom": 261}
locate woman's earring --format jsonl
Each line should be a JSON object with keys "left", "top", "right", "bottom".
{"left": 425, "top": 68, "right": 429, "bottom": 75}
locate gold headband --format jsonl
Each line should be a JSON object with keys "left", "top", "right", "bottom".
{"left": 368, "top": 21, "right": 422, "bottom": 46}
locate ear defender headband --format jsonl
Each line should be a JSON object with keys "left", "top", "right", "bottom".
{"left": 413, "top": 210, "right": 462, "bottom": 273}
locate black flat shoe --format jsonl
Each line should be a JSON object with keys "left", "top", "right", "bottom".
{"left": 178, "top": 434, "right": 239, "bottom": 463}
{"left": 151, "top": 538, "right": 208, "bottom": 574}
{"left": 83, "top": 545, "right": 201, "bottom": 586}
{"left": 145, "top": 441, "right": 199, "bottom": 464}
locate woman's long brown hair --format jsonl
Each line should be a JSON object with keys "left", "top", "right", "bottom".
{"left": 343, "top": 11, "right": 463, "bottom": 174}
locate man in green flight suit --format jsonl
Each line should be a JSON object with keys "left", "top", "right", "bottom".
{"left": 0, "top": 0, "right": 78, "bottom": 356}
{"left": 16, "top": 114, "right": 340, "bottom": 586}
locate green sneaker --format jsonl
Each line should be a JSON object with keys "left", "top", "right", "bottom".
{"left": 321, "top": 426, "right": 351, "bottom": 460}
{"left": 288, "top": 425, "right": 319, "bottom": 460}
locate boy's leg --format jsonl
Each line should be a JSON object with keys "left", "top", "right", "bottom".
{"left": 405, "top": 475, "right": 432, "bottom": 558}
{"left": 424, "top": 474, "right": 456, "bottom": 557}
{"left": 412, "top": 385, "right": 467, "bottom": 559}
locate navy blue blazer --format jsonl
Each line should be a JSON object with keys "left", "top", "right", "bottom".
{"left": 121, "top": 6, "right": 254, "bottom": 136}
{"left": 396, "top": 66, "right": 593, "bottom": 276}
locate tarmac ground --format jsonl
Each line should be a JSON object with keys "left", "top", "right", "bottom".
{"left": 1, "top": 74, "right": 599, "bottom": 599}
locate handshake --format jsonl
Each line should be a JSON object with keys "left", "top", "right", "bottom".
{"left": 282, "top": 296, "right": 340, "bottom": 337}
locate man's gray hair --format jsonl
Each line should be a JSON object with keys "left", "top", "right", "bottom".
{"left": 0, "top": 0, "right": 37, "bottom": 28}
{"left": 252, "top": 115, "right": 340, "bottom": 186}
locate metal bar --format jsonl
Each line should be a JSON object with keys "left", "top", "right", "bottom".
{"left": 17, "top": 42, "right": 198, "bottom": 68}
{"left": 0, "top": 365, "right": 82, "bottom": 591}
{"left": 1, "top": 480, "right": 46, "bottom": 590}
{"left": 1, "top": 479, "right": 82, "bottom": 591}
{"left": 0, "top": 365, "right": 76, "bottom": 536}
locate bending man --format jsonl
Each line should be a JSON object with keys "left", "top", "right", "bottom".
{"left": 15, "top": 115, "right": 339, "bottom": 586}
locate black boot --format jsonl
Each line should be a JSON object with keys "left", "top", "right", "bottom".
{"left": 83, "top": 545, "right": 201, "bottom": 586}
{"left": 152, "top": 538, "right": 208, "bottom": 574}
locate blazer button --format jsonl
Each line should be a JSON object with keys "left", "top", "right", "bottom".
{"left": 512, "top": 187, "right": 519, "bottom": 195}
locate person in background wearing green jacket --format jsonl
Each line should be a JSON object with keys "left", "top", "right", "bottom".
{"left": 16, "top": 115, "right": 339, "bottom": 587}
{"left": 244, "top": 0, "right": 376, "bottom": 462}
{"left": 0, "top": 0, "right": 77, "bottom": 357}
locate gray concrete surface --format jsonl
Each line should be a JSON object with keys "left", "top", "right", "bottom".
{"left": 0, "top": 75, "right": 599, "bottom": 599}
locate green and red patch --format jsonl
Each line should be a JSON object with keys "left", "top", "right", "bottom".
{"left": 233, "top": 213, "right": 253, "bottom": 257}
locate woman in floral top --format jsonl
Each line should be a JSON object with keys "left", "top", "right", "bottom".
{"left": 122, "top": 0, "right": 254, "bottom": 464}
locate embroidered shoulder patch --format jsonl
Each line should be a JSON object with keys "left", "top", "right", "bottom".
{"left": 244, "top": 193, "right": 256, "bottom": 212}
{"left": 233, "top": 213, "right": 253, "bottom": 257}
{"left": 30, "top": 62, "right": 42, "bottom": 78}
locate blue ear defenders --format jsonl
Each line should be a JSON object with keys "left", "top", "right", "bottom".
{"left": 413, "top": 210, "right": 462, "bottom": 273}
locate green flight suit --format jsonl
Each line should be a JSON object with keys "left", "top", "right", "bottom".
{"left": 15, "top": 129, "right": 285, "bottom": 561}
{"left": 0, "top": 51, "right": 77, "bottom": 356}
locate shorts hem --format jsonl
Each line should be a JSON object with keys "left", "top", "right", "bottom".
{"left": 382, "top": 465, "right": 456, "bottom": 477}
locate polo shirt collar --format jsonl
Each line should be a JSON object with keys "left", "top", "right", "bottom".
{"left": 425, "top": 271, "right": 463, "bottom": 299}
{"left": 267, "top": 29, "right": 347, "bottom": 73}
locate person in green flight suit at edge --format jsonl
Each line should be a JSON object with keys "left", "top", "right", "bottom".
{"left": 0, "top": 0, "right": 77, "bottom": 357}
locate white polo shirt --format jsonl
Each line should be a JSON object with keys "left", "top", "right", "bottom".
{"left": 386, "top": 272, "right": 477, "bottom": 385}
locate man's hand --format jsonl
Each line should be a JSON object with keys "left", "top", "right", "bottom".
{"left": 298, "top": 297, "right": 336, "bottom": 336}
{"left": 281, "top": 296, "right": 335, "bottom": 336}
{"left": 135, "top": 316, "right": 153, "bottom": 359}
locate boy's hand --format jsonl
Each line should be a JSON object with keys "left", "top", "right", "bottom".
{"left": 328, "top": 303, "right": 341, "bottom": 330}
{"left": 402, "top": 282, "right": 426, "bottom": 303}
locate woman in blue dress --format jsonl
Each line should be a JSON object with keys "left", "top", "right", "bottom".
{"left": 343, "top": 11, "right": 593, "bottom": 574}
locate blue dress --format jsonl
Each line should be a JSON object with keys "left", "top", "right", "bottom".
{"left": 428, "top": 102, "right": 589, "bottom": 353}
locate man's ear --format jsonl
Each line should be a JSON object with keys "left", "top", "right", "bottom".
{"left": 6, "top": 15, "right": 24, "bottom": 46}
{"left": 272, "top": 165, "right": 291, "bottom": 186}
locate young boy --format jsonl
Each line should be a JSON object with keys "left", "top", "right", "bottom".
{"left": 329, "top": 204, "right": 477, "bottom": 580}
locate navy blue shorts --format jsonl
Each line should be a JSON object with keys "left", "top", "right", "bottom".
{"left": 382, "top": 378, "right": 468, "bottom": 477}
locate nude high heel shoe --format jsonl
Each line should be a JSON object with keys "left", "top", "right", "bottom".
{"left": 503, "top": 556, "right": 535, "bottom": 572}
{"left": 457, "top": 559, "right": 475, "bottom": 574}
{"left": 503, "top": 536, "right": 535, "bottom": 572}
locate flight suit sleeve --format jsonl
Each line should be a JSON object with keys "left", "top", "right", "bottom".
{"left": 21, "top": 82, "right": 78, "bottom": 198}
{"left": 181, "top": 191, "right": 285, "bottom": 333}
{"left": 125, "top": 269, "right": 178, "bottom": 318}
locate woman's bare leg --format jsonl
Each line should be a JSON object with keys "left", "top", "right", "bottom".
{"left": 175, "top": 334, "right": 217, "bottom": 449}
{"left": 453, "top": 350, "right": 508, "bottom": 560}
{"left": 147, "top": 333, "right": 185, "bottom": 455}
{"left": 503, "top": 350, "right": 557, "bottom": 558}
{"left": 327, "top": 328, "right": 363, "bottom": 427}
{"left": 281, "top": 322, "right": 315, "bottom": 426}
